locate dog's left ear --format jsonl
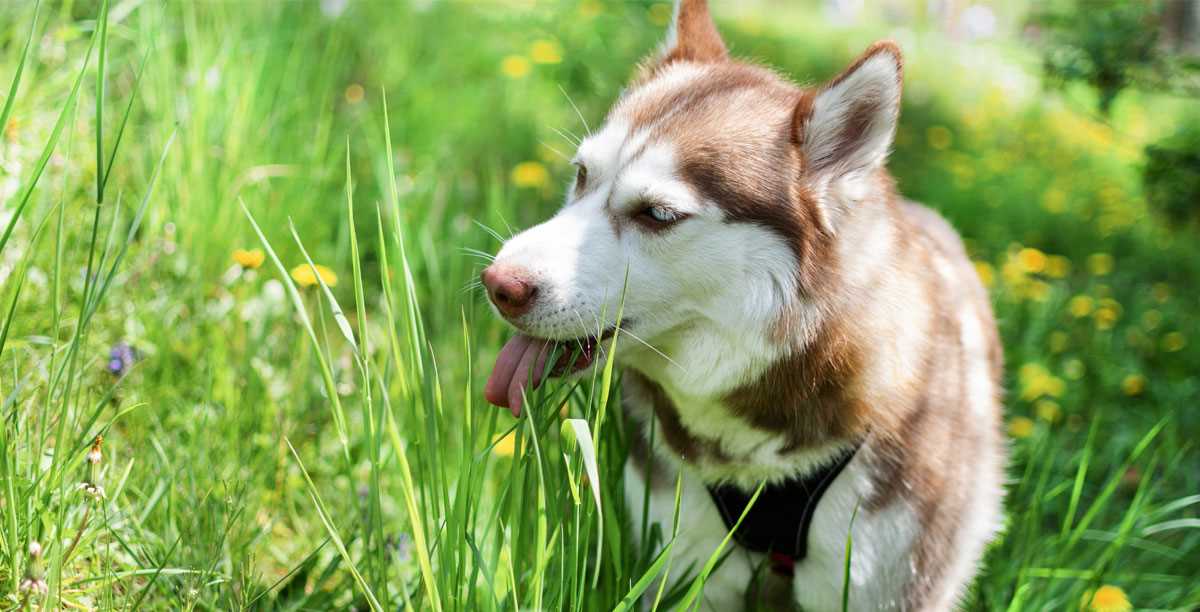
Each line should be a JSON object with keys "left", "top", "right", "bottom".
{"left": 795, "top": 42, "right": 903, "bottom": 179}
{"left": 658, "top": 0, "right": 727, "bottom": 65}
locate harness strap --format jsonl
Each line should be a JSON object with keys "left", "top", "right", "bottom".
{"left": 706, "top": 446, "right": 859, "bottom": 577}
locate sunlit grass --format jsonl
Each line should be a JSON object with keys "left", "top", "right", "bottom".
{"left": 0, "top": 1, "right": 1196, "bottom": 610}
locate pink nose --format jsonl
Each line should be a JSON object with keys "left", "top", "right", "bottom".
{"left": 481, "top": 263, "right": 538, "bottom": 318}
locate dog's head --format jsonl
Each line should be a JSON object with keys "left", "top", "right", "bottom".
{"left": 483, "top": 0, "right": 903, "bottom": 413}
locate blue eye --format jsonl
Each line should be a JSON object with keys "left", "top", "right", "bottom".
{"left": 645, "top": 206, "right": 675, "bottom": 223}
{"left": 633, "top": 201, "right": 687, "bottom": 230}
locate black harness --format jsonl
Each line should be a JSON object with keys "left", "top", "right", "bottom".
{"left": 705, "top": 446, "right": 858, "bottom": 577}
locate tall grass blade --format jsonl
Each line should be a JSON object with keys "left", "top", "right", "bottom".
{"left": 0, "top": 1, "right": 39, "bottom": 134}
{"left": 242, "top": 201, "right": 350, "bottom": 457}
{"left": 677, "top": 483, "right": 765, "bottom": 611}
{"left": 286, "top": 440, "right": 383, "bottom": 612}
{"left": 0, "top": 3, "right": 98, "bottom": 257}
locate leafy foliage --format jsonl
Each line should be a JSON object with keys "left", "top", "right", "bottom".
{"left": 1028, "top": 0, "right": 1199, "bottom": 114}
{"left": 1144, "top": 118, "right": 1200, "bottom": 223}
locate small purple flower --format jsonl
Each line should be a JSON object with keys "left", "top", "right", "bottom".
{"left": 107, "top": 343, "right": 136, "bottom": 376}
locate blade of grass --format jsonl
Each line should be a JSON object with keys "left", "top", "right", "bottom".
{"left": 0, "top": 1, "right": 98, "bottom": 257}
{"left": 841, "top": 502, "right": 861, "bottom": 612}
{"left": 383, "top": 398, "right": 443, "bottom": 611}
{"left": 676, "top": 482, "right": 765, "bottom": 611}
{"left": 650, "top": 473, "right": 685, "bottom": 612}
{"left": 0, "top": 1, "right": 39, "bottom": 135}
{"left": 286, "top": 440, "right": 382, "bottom": 612}
{"left": 241, "top": 200, "right": 350, "bottom": 458}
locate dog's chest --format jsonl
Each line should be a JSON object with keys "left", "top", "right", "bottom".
{"left": 626, "top": 372, "right": 849, "bottom": 488}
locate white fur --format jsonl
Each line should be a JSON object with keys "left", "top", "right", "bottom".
{"left": 792, "top": 456, "right": 921, "bottom": 612}
{"left": 959, "top": 306, "right": 993, "bottom": 419}
{"left": 494, "top": 127, "right": 799, "bottom": 396}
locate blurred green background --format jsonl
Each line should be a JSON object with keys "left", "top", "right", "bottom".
{"left": 1, "top": 1, "right": 1197, "bottom": 610}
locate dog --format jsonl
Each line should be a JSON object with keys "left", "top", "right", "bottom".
{"left": 481, "top": 1, "right": 1005, "bottom": 609}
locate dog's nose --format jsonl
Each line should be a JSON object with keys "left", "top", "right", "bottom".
{"left": 481, "top": 263, "right": 538, "bottom": 318}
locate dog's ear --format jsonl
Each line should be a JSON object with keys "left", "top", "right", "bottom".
{"left": 658, "top": 0, "right": 727, "bottom": 65}
{"left": 794, "top": 42, "right": 902, "bottom": 179}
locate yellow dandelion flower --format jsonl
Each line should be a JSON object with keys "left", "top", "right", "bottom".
{"left": 1094, "top": 306, "right": 1119, "bottom": 330}
{"left": 973, "top": 261, "right": 995, "bottom": 287}
{"left": 1087, "top": 253, "right": 1114, "bottom": 276}
{"left": 1008, "top": 416, "right": 1035, "bottom": 439}
{"left": 1018, "top": 247, "right": 1046, "bottom": 274}
{"left": 1081, "top": 585, "right": 1131, "bottom": 612}
{"left": 648, "top": 3, "right": 673, "bottom": 26}
{"left": 1018, "top": 363, "right": 1065, "bottom": 400}
{"left": 926, "top": 126, "right": 953, "bottom": 150}
{"left": 1001, "top": 254, "right": 1025, "bottom": 286}
{"left": 1121, "top": 374, "right": 1145, "bottom": 396}
{"left": 492, "top": 431, "right": 520, "bottom": 457}
{"left": 1035, "top": 399, "right": 1061, "bottom": 424}
{"left": 1162, "top": 332, "right": 1185, "bottom": 352}
{"left": 511, "top": 161, "right": 549, "bottom": 188}
{"left": 232, "top": 248, "right": 265, "bottom": 270}
{"left": 1049, "top": 331, "right": 1069, "bottom": 353}
{"left": 344, "top": 83, "right": 365, "bottom": 104}
{"left": 529, "top": 40, "right": 562, "bottom": 64}
{"left": 1045, "top": 255, "right": 1071, "bottom": 278}
{"left": 4, "top": 117, "right": 18, "bottom": 141}
{"left": 500, "top": 55, "right": 531, "bottom": 79}
{"left": 290, "top": 264, "right": 338, "bottom": 288}
{"left": 1068, "top": 295, "right": 1094, "bottom": 318}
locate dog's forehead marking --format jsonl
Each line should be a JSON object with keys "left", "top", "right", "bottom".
{"left": 578, "top": 62, "right": 712, "bottom": 186}
{"left": 578, "top": 60, "right": 800, "bottom": 220}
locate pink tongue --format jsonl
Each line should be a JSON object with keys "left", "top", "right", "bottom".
{"left": 484, "top": 334, "right": 552, "bottom": 417}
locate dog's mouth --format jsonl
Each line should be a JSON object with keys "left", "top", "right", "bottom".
{"left": 484, "top": 327, "right": 617, "bottom": 416}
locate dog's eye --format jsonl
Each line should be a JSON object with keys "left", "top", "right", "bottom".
{"left": 574, "top": 163, "right": 588, "bottom": 191}
{"left": 634, "top": 203, "right": 686, "bottom": 230}
{"left": 644, "top": 206, "right": 675, "bottom": 223}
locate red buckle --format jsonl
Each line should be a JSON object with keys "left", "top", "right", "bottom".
{"left": 768, "top": 552, "right": 795, "bottom": 577}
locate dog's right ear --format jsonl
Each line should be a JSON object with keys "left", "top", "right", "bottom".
{"left": 656, "top": 0, "right": 728, "bottom": 66}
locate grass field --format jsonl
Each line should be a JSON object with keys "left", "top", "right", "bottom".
{"left": 1, "top": 1, "right": 1197, "bottom": 610}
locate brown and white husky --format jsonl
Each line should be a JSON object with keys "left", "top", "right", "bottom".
{"left": 481, "top": 1, "right": 1006, "bottom": 609}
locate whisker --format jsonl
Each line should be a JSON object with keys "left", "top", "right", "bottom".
{"left": 495, "top": 212, "right": 516, "bottom": 240}
{"left": 558, "top": 84, "right": 592, "bottom": 136}
{"left": 459, "top": 247, "right": 496, "bottom": 261}
{"left": 472, "top": 219, "right": 507, "bottom": 244}
{"left": 538, "top": 141, "right": 571, "bottom": 163}
{"left": 570, "top": 309, "right": 592, "bottom": 355}
{"left": 550, "top": 126, "right": 581, "bottom": 147}
{"left": 616, "top": 328, "right": 685, "bottom": 373}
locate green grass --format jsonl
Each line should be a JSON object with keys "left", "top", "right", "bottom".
{"left": 1, "top": 1, "right": 1197, "bottom": 610}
